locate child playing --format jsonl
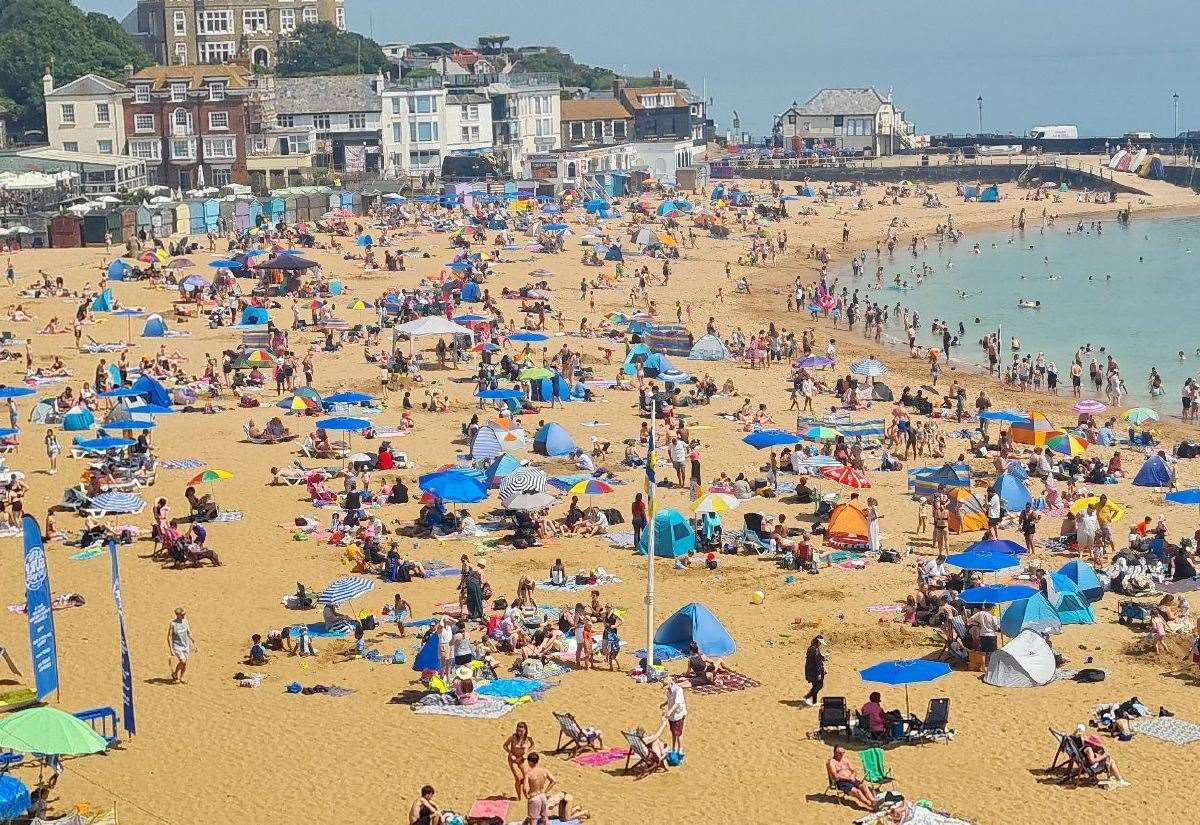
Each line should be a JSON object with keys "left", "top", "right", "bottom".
{"left": 602, "top": 614, "right": 621, "bottom": 671}
{"left": 916, "top": 496, "right": 929, "bottom": 535}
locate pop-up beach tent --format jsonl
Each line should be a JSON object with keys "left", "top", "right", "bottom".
{"left": 984, "top": 630, "right": 1056, "bottom": 688}
{"left": 1000, "top": 592, "right": 1063, "bottom": 637}
{"left": 636, "top": 509, "right": 696, "bottom": 558}
{"left": 653, "top": 602, "right": 735, "bottom": 656}
{"left": 1046, "top": 574, "right": 1095, "bottom": 625}
{"left": 824, "top": 502, "right": 869, "bottom": 548}
{"left": 61, "top": 405, "right": 95, "bottom": 431}
{"left": 90, "top": 288, "right": 113, "bottom": 312}
{"left": 413, "top": 633, "right": 441, "bottom": 672}
{"left": 142, "top": 314, "right": 169, "bottom": 337}
{"left": 948, "top": 488, "right": 989, "bottom": 533}
{"left": 532, "top": 422, "right": 576, "bottom": 457}
{"left": 994, "top": 472, "right": 1032, "bottom": 512}
{"left": 1133, "top": 454, "right": 1173, "bottom": 487}
{"left": 1057, "top": 560, "right": 1105, "bottom": 602}
{"left": 911, "top": 462, "right": 970, "bottom": 497}
{"left": 688, "top": 333, "right": 729, "bottom": 361}
{"left": 240, "top": 306, "right": 269, "bottom": 325}
{"left": 469, "top": 425, "right": 505, "bottom": 460}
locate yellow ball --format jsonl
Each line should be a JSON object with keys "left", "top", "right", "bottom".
{"left": 751, "top": 590, "right": 765, "bottom": 605}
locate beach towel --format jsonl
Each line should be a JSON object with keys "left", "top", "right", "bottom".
{"left": 866, "top": 604, "right": 904, "bottom": 614}
{"left": 422, "top": 560, "right": 461, "bottom": 578}
{"left": 1131, "top": 716, "right": 1200, "bottom": 745}
{"left": 537, "top": 574, "right": 622, "bottom": 593}
{"left": 633, "top": 644, "right": 688, "bottom": 663}
{"left": 476, "top": 678, "right": 552, "bottom": 700}
{"left": 68, "top": 547, "right": 105, "bottom": 561}
{"left": 678, "top": 670, "right": 761, "bottom": 695}
{"left": 572, "top": 747, "right": 629, "bottom": 767}
{"left": 468, "top": 800, "right": 510, "bottom": 821}
{"left": 161, "top": 459, "right": 205, "bottom": 470}
{"left": 296, "top": 621, "right": 352, "bottom": 638}
{"left": 8, "top": 593, "right": 85, "bottom": 613}
{"left": 603, "top": 531, "right": 636, "bottom": 549}
{"left": 412, "top": 696, "right": 514, "bottom": 719}
{"left": 507, "top": 819, "right": 579, "bottom": 825}
{"left": 212, "top": 510, "right": 244, "bottom": 523}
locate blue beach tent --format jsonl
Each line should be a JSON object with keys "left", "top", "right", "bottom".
{"left": 1000, "top": 592, "right": 1062, "bottom": 637}
{"left": 653, "top": 602, "right": 735, "bottom": 656}
{"left": 636, "top": 509, "right": 696, "bottom": 558}
{"left": 1133, "top": 454, "right": 1173, "bottom": 487}
{"left": 1057, "top": 560, "right": 1105, "bottom": 602}
{"left": 106, "top": 260, "right": 132, "bottom": 281}
{"left": 142, "top": 314, "right": 168, "bottom": 337}
{"left": 469, "top": 425, "right": 505, "bottom": 460}
{"left": 240, "top": 306, "right": 269, "bottom": 325}
{"left": 1047, "top": 573, "right": 1095, "bottom": 625}
{"left": 483, "top": 453, "right": 521, "bottom": 487}
{"left": 131, "top": 374, "right": 172, "bottom": 408}
{"left": 413, "top": 633, "right": 441, "bottom": 672}
{"left": 61, "top": 406, "right": 95, "bottom": 431}
{"left": 90, "top": 288, "right": 113, "bottom": 312}
{"left": 995, "top": 472, "right": 1032, "bottom": 511}
{"left": 532, "top": 422, "right": 576, "bottom": 457}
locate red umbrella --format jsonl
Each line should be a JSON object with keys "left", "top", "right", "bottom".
{"left": 820, "top": 465, "right": 871, "bottom": 488}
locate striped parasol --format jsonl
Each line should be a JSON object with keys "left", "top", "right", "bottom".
{"left": 1072, "top": 399, "right": 1106, "bottom": 415}
{"left": 850, "top": 358, "right": 888, "bottom": 377}
{"left": 1046, "top": 432, "right": 1089, "bottom": 456}
{"left": 318, "top": 576, "right": 375, "bottom": 605}
{"left": 89, "top": 491, "right": 145, "bottom": 514}
{"left": 499, "top": 466, "right": 548, "bottom": 506}
{"left": 190, "top": 468, "right": 232, "bottom": 485}
{"left": 236, "top": 349, "right": 278, "bottom": 366}
{"left": 691, "top": 492, "right": 740, "bottom": 514}
{"left": 820, "top": 465, "right": 871, "bottom": 488}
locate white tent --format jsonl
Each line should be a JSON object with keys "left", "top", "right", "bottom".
{"left": 393, "top": 316, "right": 474, "bottom": 340}
{"left": 983, "top": 629, "right": 1056, "bottom": 688}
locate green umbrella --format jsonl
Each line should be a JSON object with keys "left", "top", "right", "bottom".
{"left": 0, "top": 706, "right": 108, "bottom": 755}
{"left": 518, "top": 367, "right": 554, "bottom": 381}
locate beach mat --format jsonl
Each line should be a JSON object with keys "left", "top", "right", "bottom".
{"left": 571, "top": 747, "right": 629, "bottom": 767}
{"left": 412, "top": 697, "right": 514, "bottom": 719}
{"left": 468, "top": 800, "right": 510, "bottom": 821}
{"left": 422, "top": 560, "right": 461, "bottom": 578}
{"left": 68, "top": 547, "right": 105, "bottom": 561}
{"left": 678, "top": 670, "right": 761, "bottom": 695}
{"left": 603, "top": 531, "right": 635, "bottom": 549}
{"left": 1131, "top": 716, "right": 1200, "bottom": 745}
{"left": 633, "top": 644, "right": 687, "bottom": 663}
{"left": 476, "top": 678, "right": 551, "bottom": 700}
{"left": 161, "top": 459, "right": 205, "bottom": 470}
{"left": 295, "top": 622, "right": 352, "bottom": 638}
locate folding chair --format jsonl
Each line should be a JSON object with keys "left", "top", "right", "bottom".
{"left": 859, "top": 747, "right": 895, "bottom": 792}
{"left": 907, "top": 697, "right": 951, "bottom": 740}
{"left": 553, "top": 711, "right": 602, "bottom": 755}
{"left": 1048, "top": 728, "right": 1073, "bottom": 774}
{"left": 817, "top": 696, "right": 851, "bottom": 738}
{"left": 621, "top": 730, "right": 667, "bottom": 777}
{"left": 1061, "top": 736, "right": 1106, "bottom": 786}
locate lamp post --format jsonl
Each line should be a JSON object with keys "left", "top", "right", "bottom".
{"left": 977, "top": 95, "right": 983, "bottom": 136}
{"left": 1173, "top": 92, "right": 1179, "bottom": 160}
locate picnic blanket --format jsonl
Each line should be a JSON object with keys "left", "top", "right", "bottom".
{"left": 476, "top": 678, "right": 553, "bottom": 700}
{"left": 1131, "top": 716, "right": 1200, "bottom": 745}
{"left": 412, "top": 696, "right": 514, "bottom": 719}
{"left": 423, "top": 560, "right": 461, "bottom": 578}
{"left": 603, "top": 531, "right": 636, "bottom": 549}
{"left": 161, "top": 459, "right": 205, "bottom": 470}
{"left": 212, "top": 510, "right": 243, "bottom": 523}
{"left": 676, "top": 670, "right": 761, "bottom": 695}
{"left": 572, "top": 747, "right": 629, "bottom": 767}
{"left": 68, "top": 547, "right": 105, "bottom": 561}
{"left": 295, "top": 621, "right": 352, "bottom": 638}
{"left": 537, "top": 574, "right": 622, "bottom": 592}
{"left": 633, "top": 644, "right": 688, "bottom": 663}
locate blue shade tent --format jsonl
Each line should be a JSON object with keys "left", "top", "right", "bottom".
{"left": 1057, "top": 560, "right": 1104, "bottom": 602}
{"left": 1000, "top": 593, "right": 1063, "bottom": 637}
{"left": 636, "top": 509, "right": 696, "bottom": 558}
{"left": 61, "top": 406, "right": 95, "bottom": 431}
{"left": 963, "top": 538, "right": 1028, "bottom": 556}
{"left": 532, "top": 422, "right": 576, "bottom": 457}
{"left": 483, "top": 453, "right": 522, "bottom": 487}
{"left": 477, "top": 388, "right": 524, "bottom": 401}
{"left": 240, "top": 306, "right": 269, "bottom": 325}
{"left": 460, "top": 281, "right": 481, "bottom": 302}
{"left": 743, "top": 429, "right": 803, "bottom": 449}
{"left": 1133, "top": 454, "right": 1173, "bottom": 487}
{"left": 1047, "top": 573, "right": 1096, "bottom": 624}
{"left": 141, "top": 314, "right": 169, "bottom": 337}
{"left": 131, "top": 374, "right": 171, "bottom": 408}
{"left": 106, "top": 260, "right": 132, "bottom": 280}
{"left": 654, "top": 602, "right": 735, "bottom": 657}
{"left": 413, "top": 633, "right": 441, "bottom": 672}
{"left": 90, "top": 288, "right": 113, "bottom": 312}
{"left": 945, "top": 550, "right": 1021, "bottom": 573}
{"left": 910, "top": 462, "right": 970, "bottom": 496}
{"left": 688, "top": 334, "right": 729, "bottom": 360}
{"left": 419, "top": 470, "right": 488, "bottom": 503}
{"left": 469, "top": 426, "right": 505, "bottom": 460}
{"left": 994, "top": 472, "right": 1032, "bottom": 511}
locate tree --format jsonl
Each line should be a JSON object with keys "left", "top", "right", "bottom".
{"left": 276, "top": 23, "right": 390, "bottom": 78}
{"left": 0, "top": 0, "right": 150, "bottom": 134}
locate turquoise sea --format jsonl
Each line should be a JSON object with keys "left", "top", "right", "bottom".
{"left": 841, "top": 214, "right": 1200, "bottom": 409}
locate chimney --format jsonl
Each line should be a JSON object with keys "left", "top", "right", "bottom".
{"left": 123, "top": 64, "right": 134, "bottom": 83}
{"left": 612, "top": 77, "right": 626, "bottom": 99}
{"left": 652, "top": 68, "right": 661, "bottom": 83}
{"left": 666, "top": 73, "right": 674, "bottom": 85}
{"left": 42, "top": 66, "right": 53, "bottom": 97}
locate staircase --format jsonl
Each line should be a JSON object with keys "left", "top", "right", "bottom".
{"left": 578, "top": 174, "right": 608, "bottom": 201}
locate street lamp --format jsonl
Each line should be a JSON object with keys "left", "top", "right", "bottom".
{"left": 977, "top": 95, "right": 983, "bottom": 135}
{"left": 1173, "top": 92, "right": 1180, "bottom": 160}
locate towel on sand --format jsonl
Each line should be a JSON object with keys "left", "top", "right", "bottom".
{"left": 1131, "top": 716, "right": 1200, "bottom": 745}
{"left": 676, "top": 670, "right": 761, "bottom": 695}
{"left": 412, "top": 697, "right": 514, "bottom": 719}
{"left": 476, "top": 678, "right": 551, "bottom": 700}
{"left": 467, "top": 800, "right": 509, "bottom": 820}
{"left": 572, "top": 747, "right": 629, "bottom": 767}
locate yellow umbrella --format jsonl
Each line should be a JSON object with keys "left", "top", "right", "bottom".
{"left": 1069, "top": 496, "right": 1125, "bottom": 523}
{"left": 692, "top": 492, "right": 740, "bottom": 514}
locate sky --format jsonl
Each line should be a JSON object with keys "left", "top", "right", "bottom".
{"left": 81, "top": 0, "right": 1200, "bottom": 138}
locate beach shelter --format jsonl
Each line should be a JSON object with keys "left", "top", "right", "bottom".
{"left": 90, "top": 288, "right": 113, "bottom": 312}
{"left": 1046, "top": 574, "right": 1095, "bottom": 625}
{"left": 994, "top": 472, "right": 1032, "bottom": 511}
{"left": 412, "top": 633, "right": 441, "bottom": 672}
{"left": 1010, "top": 413, "right": 1057, "bottom": 446}
{"left": 605, "top": 244, "right": 624, "bottom": 261}
{"left": 688, "top": 333, "right": 729, "bottom": 361}
{"left": 1057, "top": 560, "right": 1104, "bottom": 602}
{"left": 141, "top": 314, "right": 168, "bottom": 337}
{"left": 983, "top": 630, "right": 1056, "bottom": 688}
{"left": 653, "top": 602, "right": 735, "bottom": 656}
{"left": 644, "top": 325, "right": 692, "bottom": 357}
{"left": 61, "top": 405, "right": 95, "bottom": 431}
{"left": 469, "top": 425, "right": 506, "bottom": 460}
{"left": 460, "top": 281, "right": 482, "bottom": 303}
{"left": 948, "top": 488, "right": 988, "bottom": 533}
{"left": 240, "top": 306, "right": 269, "bottom": 326}
{"left": 1000, "top": 592, "right": 1063, "bottom": 637}
{"left": 106, "top": 260, "right": 131, "bottom": 281}
{"left": 1133, "top": 454, "right": 1173, "bottom": 487}
{"left": 824, "top": 502, "right": 869, "bottom": 548}
{"left": 131, "top": 374, "right": 172, "bottom": 408}
{"left": 911, "top": 462, "right": 970, "bottom": 497}
{"left": 532, "top": 422, "right": 576, "bottom": 457}
{"left": 483, "top": 453, "right": 521, "bottom": 487}
{"left": 636, "top": 509, "right": 697, "bottom": 558}
{"left": 979, "top": 184, "right": 1000, "bottom": 203}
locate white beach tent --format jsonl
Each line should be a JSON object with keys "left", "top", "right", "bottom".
{"left": 393, "top": 316, "right": 475, "bottom": 354}
{"left": 983, "top": 629, "right": 1056, "bottom": 688}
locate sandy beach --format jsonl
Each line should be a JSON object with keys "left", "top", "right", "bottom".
{"left": 1, "top": 171, "right": 1199, "bottom": 825}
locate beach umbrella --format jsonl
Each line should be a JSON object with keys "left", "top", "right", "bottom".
{"left": 859, "top": 659, "right": 951, "bottom": 716}
{"left": 0, "top": 706, "right": 107, "bottom": 756}
{"left": 963, "top": 538, "right": 1028, "bottom": 556}
{"left": 419, "top": 469, "right": 488, "bottom": 503}
{"left": 88, "top": 491, "right": 145, "bottom": 514}
{"left": 509, "top": 331, "right": 550, "bottom": 343}
{"left": 100, "top": 420, "right": 156, "bottom": 432}
{"left": 542, "top": 223, "right": 569, "bottom": 232}
{"left": 978, "top": 409, "right": 1028, "bottom": 423}
{"left": 1069, "top": 496, "right": 1125, "bottom": 523}
{"left": 111, "top": 307, "right": 146, "bottom": 343}
{"left": 801, "top": 425, "right": 842, "bottom": 441}
{"left": 504, "top": 491, "right": 557, "bottom": 512}
{"left": 279, "top": 395, "right": 319, "bottom": 412}
{"left": 959, "top": 584, "right": 1038, "bottom": 604}
{"left": 1046, "top": 432, "right": 1089, "bottom": 456}
{"left": 314, "top": 417, "right": 371, "bottom": 432}
{"left": 1010, "top": 413, "right": 1058, "bottom": 447}
{"left": 568, "top": 478, "right": 614, "bottom": 497}
{"left": 1072, "top": 399, "right": 1106, "bottom": 414}
{"left": 820, "top": 465, "right": 871, "bottom": 488}
{"left": 166, "top": 256, "right": 195, "bottom": 269}
{"left": 499, "top": 467, "right": 548, "bottom": 507}
{"left": 1122, "top": 407, "right": 1159, "bottom": 425}
{"left": 795, "top": 355, "right": 834, "bottom": 369}
{"left": 324, "top": 392, "right": 374, "bottom": 405}
{"left": 0, "top": 774, "right": 30, "bottom": 820}
{"left": 318, "top": 575, "right": 375, "bottom": 606}
{"left": 477, "top": 388, "right": 525, "bottom": 400}
{"left": 945, "top": 550, "right": 1021, "bottom": 573}
{"left": 237, "top": 349, "right": 279, "bottom": 367}
{"left": 455, "top": 314, "right": 489, "bottom": 323}
{"left": 518, "top": 367, "right": 554, "bottom": 381}
{"left": 1165, "top": 489, "right": 1200, "bottom": 512}
{"left": 742, "top": 429, "right": 803, "bottom": 449}
{"left": 0, "top": 386, "right": 34, "bottom": 400}
{"left": 849, "top": 358, "right": 888, "bottom": 377}
{"left": 209, "top": 259, "right": 242, "bottom": 269}
{"left": 0, "top": 428, "right": 16, "bottom": 439}
{"left": 692, "top": 492, "right": 740, "bottom": 514}
{"left": 76, "top": 436, "right": 135, "bottom": 452}
{"left": 189, "top": 468, "right": 232, "bottom": 485}
{"left": 127, "top": 403, "right": 175, "bottom": 415}
{"left": 346, "top": 299, "right": 369, "bottom": 311}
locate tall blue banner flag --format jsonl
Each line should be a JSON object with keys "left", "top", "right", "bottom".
{"left": 21, "top": 515, "right": 59, "bottom": 700}
{"left": 108, "top": 540, "right": 136, "bottom": 736}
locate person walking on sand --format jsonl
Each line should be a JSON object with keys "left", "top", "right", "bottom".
{"left": 168, "top": 607, "right": 194, "bottom": 684}
{"left": 803, "top": 635, "right": 827, "bottom": 706}
{"left": 503, "top": 721, "right": 535, "bottom": 800}
{"left": 43, "top": 428, "right": 59, "bottom": 475}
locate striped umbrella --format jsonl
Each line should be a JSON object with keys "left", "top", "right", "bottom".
{"left": 1072, "top": 399, "right": 1106, "bottom": 414}
{"left": 237, "top": 349, "right": 278, "bottom": 366}
{"left": 820, "top": 465, "right": 871, "bottom": 488}
{"left": 1046, "top": 433, "right": 1088, "bottom": 456}
{"left": 1122, "top": 407, "right": 1159, "bottom": 425}
{"left": 89, "top": 491, "right": 145, "bottom": 514}
{"left": 1010, "top": 412, "right": 1058, "bottom": 447}
{"left": 692, "top": 492, "right": 740, "bottom": 514}
{"left": 850, "top": 358, "right": 888, "bottom": 377}
{"left": 318, "top": 576, "right": 375, "bottom": 605}
{"left": 499, "top": 467, "right": 548, "bottom": 506}
{"left": 190, "top": 468, "right": 232, "bottom": 485}
{"left": 567, "top": 479, "right": 614, "bottom": 496}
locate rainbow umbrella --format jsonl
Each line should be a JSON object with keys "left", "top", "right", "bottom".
{"left": 236, "top": 349, "right": 278, "bottom": 367}
{"left": 190, "top": 468, "right": 232, "bottom": 485}
{"left": 567, "top": 479, "right": 614, "bottom": 497}
{"left": 1122, "top": 407, "right": 1159, "bottom": 425}
{"left": 1010, "top": 412, "right": 1058, "bottom": 447}
{"left": 279, "top": 394, "right": 319, "bottom": 412}
{"left": 820, "top": 465, "right": 871, "bottom": 488}
{"left": 346, "top": 299, "right": 369, "bottom": 311}
{"left": 1046, "top": 432, "right": 1089, "bottom": 456}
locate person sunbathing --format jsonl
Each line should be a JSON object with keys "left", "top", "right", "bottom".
{"left": 826, "top": 745, "right": 877, "bottom": 809}
{"left": 572, "top": 507, "right": 607, "bottom": 537}
{"left": 685, "top": 642, "right": 730, "bottom": 683}
{"left": 634, "top": 720, "right": 670, "bottom": 766}
{"left": 39, "top": 317, "right": 65, "bottom": 334}
{"left": 263, "top": 417, "right": 291, "bottom": 441}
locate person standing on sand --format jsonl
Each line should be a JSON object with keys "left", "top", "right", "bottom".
{"left": 803, "top": 635, "right": 827, "bottom": 706}
{"left": 932, "top": 485, "right": 949, "bottom": 554}
{"left": 168, "top": 607, "right": 194, "bottom": 684}
{"left": 522, "top": 752, "right": 556, "bottom": 825}
{"left": 661, "top": 677, "right": 687, "bottom": 754}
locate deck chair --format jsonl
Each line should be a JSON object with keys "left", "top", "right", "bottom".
{"left": 58, "top": 485, "right": 90, "bottom": 512}
{"left": 621, "top": 730, "right": 667, "bottom": 777}
{"left": 243, "top": 422, "right": 276, "bottom": 444}
{"left": 1048, "top": 728, "right": 1074, "bottom": 775}
{"left": 859, "top": 748, "right": 895, "bottom": 791}
{"left": 907, "top": 697, "right": 951, "bottom": 740}
{"left": 1060, "top": 735, "right": 1106, "bottom": 786}
{"left": 817, "top": 696, "right": 851, "bottom": 738}
{"left": 553, "top": 712, "right": 602, "bottom": 755}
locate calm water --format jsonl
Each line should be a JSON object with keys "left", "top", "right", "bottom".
{"left": 840, "top": 214, "right": 1200, "bottom": 408}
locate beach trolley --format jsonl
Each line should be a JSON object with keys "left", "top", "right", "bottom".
{"left": 283, "top": 195, "right": 298, "bottom": 224}
{"left": 233, "top": 198, "right": 250, "bottom": 232}
{"left": 203, "top": 198, "right": 220, "bottom": 232}
{"left": 135, "top": 205, "right": 153, "bottom": 236}
{"left": 49, "top": 214, "right": 82, "bottom": 248}
{"left": 173, "top": 203, "right": 190, "bottom": 237}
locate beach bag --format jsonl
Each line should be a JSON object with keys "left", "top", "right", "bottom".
{"left": 1076, "top": 668, "right": 1106, "bottom": 683}
{"left": 878, "top": 549, "right": 901, "bottom": 563}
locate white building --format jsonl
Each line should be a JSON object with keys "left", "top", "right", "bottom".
{"left": 444, "top": 90, "right": 494, "bottom": 156}
{"left": 487, "top": 74, "right": 561, "bottom": 177}
{"left": 380, "top": 78, "right": 448, "bottom": 177}
{"left": 628, "top": 139, "right": 705, "bottom": 184}
{"left": 773, "top": 88, "right": 914, "bottom": 156}
{"left": 43, "top": 72, "right": 130, "bottom": 157}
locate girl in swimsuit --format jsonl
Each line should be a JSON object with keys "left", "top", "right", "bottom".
{"left": 503, "top": 721, "right": 535, "bottom": 799}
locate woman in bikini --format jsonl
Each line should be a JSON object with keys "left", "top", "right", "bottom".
{"left": 502, "top": 721, "right": 535, "bottom": 799}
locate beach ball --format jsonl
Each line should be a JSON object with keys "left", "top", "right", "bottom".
{"left": 751, "top": 590, "right": 765, "bottom": 605}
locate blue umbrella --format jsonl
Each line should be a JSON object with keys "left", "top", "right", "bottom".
{"left": 0, "top": 428, "right": 17, "bottom": 438}
{"left": 860, "top": 658, "right": 952, "bottom": 715}
{"left": 509, "top": 331, "right": 549, "bottom": 343}
{"left": 795, "top": 355, "right": 834, "bottom": 369}
{"left": 959, "top": 584, "right": 1038, "bottom": 605}
{"left": 742, "top": 429, "right": 803, "bottom": 449}
{"left": 324, "top": 392, "right": 375, "bottom": 405}
{"left": 99, "top": 387, "right": 142, "bottom": 398}
{"left": 76, "top": 436, "right": 136, "bottom": 451}
{"left": 963, "top": 538, "right": 1028, "bottom": 556}
{"left": 209, "top": 259, "right": 242, "bottom": 268}
{"left": 447, "top": 260, "right": 473, "bottom": 271}
{"left": 112, "top": 308, "right": 145, "bottom": 317}
{"left": 1165, "top": 489, "right": 1200, "bottom": 505}
{"left": 90, "top": 491, "right": 145, "bottom": 514}
{"left": 979, "top": 409, "right": 1028, "bottom": 423}
{"left": 0, "top": 386, "right": 33, "bottom": 399}
{"left": 355, "top": 234, "right": 373, "bottom": 247}
{"left": 0, "top": 774, "right": 30, "bottom": 821}
{"left": 542, "top": 223, "right": 569, "bottom": 233}
{"left": 419, "top": 469, "right": 488, "bottom": 503}
{"left": 318, "top": 575, "right": 375, "bottom": 606}
{"left": 127, "top": 403, "right": 175, "bottom": 415}
{"left": 101, "top": 420, "right": 156, "bottom": 431}
{"left": 314, "top": 417, "right": 371, "bottom": 432}
{"left": 454, "top": 314, "right": 489, "bottom": 323}
{"left": 945, "top": 550, "right": 1022, "bottom": 573}
{"left": 477, "top": 388, "right": 525, "bottom": 400}
{"left": 850, "top": 358, "right": 888, "bottom": 377}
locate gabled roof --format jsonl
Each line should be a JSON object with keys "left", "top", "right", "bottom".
{"left": 794, "top": 88, "right": 888, "bottom": 116}
{"left": 621, "top": 86, "right": 687, "bottom": 110}
{"left": 129, "top": 64, "right": 252, "bottom": 92}
{"left": 561, "top": 99, "right": 632, "bottom": 121}
{"left": 46, "top": 74, "right": 129, "bottom": 99}
{"left": 274, "top": 75, "right": 381, "bottom": 115}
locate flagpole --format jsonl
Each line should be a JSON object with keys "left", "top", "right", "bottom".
{"left": 646, "top": 397, "right": 656, "bottom": 671}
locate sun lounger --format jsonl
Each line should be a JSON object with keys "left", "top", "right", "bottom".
{"left": 859, "top": 747, "right": 894, "bottom": 791}
{"left": 906, "top": 697, "right": 952, "bottom": 741}
{"left": 817, "top": 696, "right": 851, "bottom": 738}
{"left": 621, "top": 730, "right": 666, "bottom": 777}
{"left": 553, "top": 711, "right": 602, "bottom": 755}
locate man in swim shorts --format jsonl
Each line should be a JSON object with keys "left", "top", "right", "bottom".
{"left": 522, "top": 752, "right": 556, "bottom": 825}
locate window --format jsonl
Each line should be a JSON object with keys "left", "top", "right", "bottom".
{"left": 95, "top": 102, "right": 111, "bottom": 124}
{"left": 199, "top": 41, "right": 235, "bottom": 63}
{"left": 134, "top": 84, "right": 151, "bottom": 104}
{"left": 408, "top": 149, "right": 439, "bottom": 169}
{"left": 390, "top": 97, "right": 402, "bottom": 115}
{"left": 63, "top": 141, "right": 79, "bottom": 152}
{"left": 173, "top": 10, "right": 187, "bottom": 34}
{"left": 414, "top": 95, "right": 437, "bottom": 114}
{"left": 60, "top": 104, "right": 75, "bottom": 125}
{"left": 460, "top": 104, "right": 478, "bottom": 121}
{"left": 313, "top": 114, "right": 330, "bottom": 131}
{"left": 348, "top": 113, "right": 366, "bottom": 130}
{"left": 211, "top": 168, "right": 231, "bottom": 186}
{"left": 659, "top": 94, "right": 673, "bottom": 107}
{"left": 174, "top": 43, "right": 188, "bottom": 65}
{"left": 130, "top": 139, "right": 161, "bottom": 160}
{"left": 301, "top": 6, "right": 318, "bottom": 23}
{"left": 279, "top": 9, "right": 295, "bottom": 32}
{"left": 170, "top": 82, "right": 187, "bottom": 102}
{"left": 208, "top": 111, "right": 229, "bottom": 130}
{"left": 171, "top": 138, "right": 195, "bottom": 159}
{"left": 335, "top": 6, "right": 345, "bottom": 29}
{"left": 97, "top": 140, "right": 114, "bottom": 154}
{"left": 203, "top": 136, "right": 236, "bottom": 159}
{"left": 134, "top": 114, "right": 155, "bottom": 132}
{"left": 410, "top": 121, "right": 438, "bottom": 142}
{"left": 460, "top": 126, "right": 480, "bottom": 142}
{"left": 286, "top": 135, "right": 309, "bottom": 155}
{"left": 173, "top": 108, "right": 191, "bottom": 130}
{"left": 243, "top": 9, "right": 267, "bottom": 32}
{"left": 209, "top": 82, "right": 226, "bottom": 102}
{"left": 277, "top": 114, "right": 295, "bottom": 127}
{"left": 788, "top": 114, "right": 797, "bottom": 125}
{"left": 640, "top": 95, "right": 654, "bottom": 109}
{"left": 535, "top": 118, "right": 552, "bottom": 137}
{"left": 614, "top": 120, "right": 626, "bottom": 139}
{"left": 391, "top": 123, "right": 403, "bottom": 143}
{"left": 197, "top": 10, "right": 233, "bottom": 34}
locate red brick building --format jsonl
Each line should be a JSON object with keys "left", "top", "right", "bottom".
{"left": 123, "top": 64, "right": 252, "bottom": 189}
